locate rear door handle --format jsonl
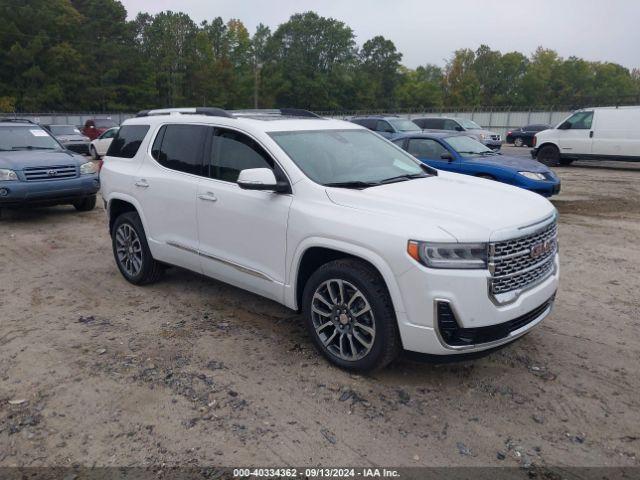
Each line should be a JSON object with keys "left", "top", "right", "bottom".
{"left": 134, "top": 179, "right": 149, "bottom": 188}
{"left": 198, "top": 192, "right": 218, "bottom": 202}
{"left": 589, "top": 131, "right": 594, "bottom": 138}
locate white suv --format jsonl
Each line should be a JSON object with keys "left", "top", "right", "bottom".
{"left": 101, "top": 107, "right": 560, "bottom": 371}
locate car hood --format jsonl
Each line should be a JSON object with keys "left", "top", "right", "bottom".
{"left": 0, "top": 150, "right": 85, "bottom": 170}
{"left": 56, "top": 134, "right": 88, "bottom": 142}
{"left": 325, "top": 172, "right": 556, "bottom": 241}
{"left": 466, "top": 128, "right": 500, "bottom": 136}
{"left": 465, "top": 154, "right": 550, "bottom": 172}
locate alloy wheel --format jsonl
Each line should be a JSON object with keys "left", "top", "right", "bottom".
{"left": 115, "top": 223, "right": 143, "bottom": 277}
{"left": 311, "top": 279, "right": 376, "bottom": 361}
{"left": 514, "top": 138, "right": 524, "bottom": 147}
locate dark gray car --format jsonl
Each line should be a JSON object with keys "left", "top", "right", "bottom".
{"left": 43, "top": 124, "right": 91, "bottom": 155}
{"left": 412, "top": 117, "right": 503, "bottom": 150}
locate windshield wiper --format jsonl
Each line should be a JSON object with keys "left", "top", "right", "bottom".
{"left": 324, "top": 181, "right": 379, "bottom": 189}
{"left": 11, "top": 146, "right": 56, "bottom": 150}
{"left": 379, "top": 173, "right": 428, "bottom": 185}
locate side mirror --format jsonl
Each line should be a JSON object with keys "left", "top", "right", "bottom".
{"left": 558, "top": 121, "right": 571, "bottom": 130}
{"left": 237, "top": 168, "right": 288, "bottom": 193}
{"left": 455, "top": 126, "right": 464, "bottom": 132}
{"left": 440, "top": 152, "right": 453, "bottom": 161}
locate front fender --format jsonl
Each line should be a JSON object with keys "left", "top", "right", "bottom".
{"left": 285, "top": 236, "right": 408, "bottom": 315}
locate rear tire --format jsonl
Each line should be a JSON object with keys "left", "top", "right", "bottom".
{"left": 537, "top": 145, "right": 560, "bottom": 166}
{"left": 302, "top": 258, "right": 401, "bottom": 372}
{"left": 73, "top": 195, "right": 96, "bottom": 211}
{"left": 514, "top": 137, "right": 524, "bottom": 147}
{"left": 111, "top": 211, "right": 164, "bottom": 285}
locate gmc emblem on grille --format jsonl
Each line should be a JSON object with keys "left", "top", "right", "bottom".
{"left": 530, "top": 239, "right": 554, "bottom": 259}
{"left": 47, "top": 170, "right": 58, "bottom": 177}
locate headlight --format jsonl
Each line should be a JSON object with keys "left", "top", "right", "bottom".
{"left": 0, "top": 169, "right": 18, "bottom": 181}
{"left": 479, "top": 133, "right": 486, "bottom": 140}
{"left": 519, "top": 171, "right": 546, "bottom": 181}
{"left": 80, "top": 161, "right": 98, "bottom": 175}
{"left": 407, "top": 241, "right": 488, "bottom": 269}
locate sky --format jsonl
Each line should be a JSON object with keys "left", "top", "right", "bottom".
{"left": 120, "top": 0, "right": 640, "bottom": 70}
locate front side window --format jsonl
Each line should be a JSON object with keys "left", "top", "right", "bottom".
{"left": 407, "top": 138, "right": 449, "bottom": 158}
{"left": 443, "top": 119, "right": 461, "bottom": 131}
{"left": 209, "top": 129, "right": 273, "bottom": 182}
{"left": 0, "top": 126, "right": 61, "bottom": 151}
{"left": 457, "top": 119, "right": 482, "bottom": 130}
{"left": 443, "top": 135, "right": 495, "bottom": 157}
{"left": 561, "top": 112, "right": 593, "bottom": 130}
{"left": 151, "top": 124, "right": 207, "bottom": 174}
{"left": 101, "top": 128, "right": 118, "bottom": 139}
{"left": 375, "top": 120, "right": 393, "bottom": 133}
{"left": 270, "top": 129, "right": 427, "bottom": 186}
{"left": 108, "top": 125, "right": 150, "bottom": 159}
{"left": 387, "top": 119, "right": 421, "bottom": 133}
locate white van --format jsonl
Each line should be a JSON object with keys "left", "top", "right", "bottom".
{"left": 532, "top": 106, "right": 640, "bottom": 165}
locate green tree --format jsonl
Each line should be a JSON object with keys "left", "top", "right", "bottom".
{"left": 358, "top": 36, "right": 403, "bottom": 109}
{"left": 443, "top": 49, "right": 481, "bottom": 106}
{"left": 262, "top": 12, "right": 357, "bottom": 110}
{"left": 396, "top": 65, "right": 443, "bottom": 109}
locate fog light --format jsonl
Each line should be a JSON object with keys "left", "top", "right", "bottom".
{"left": 0, "top": 188, "right": 9, "bottom": 197}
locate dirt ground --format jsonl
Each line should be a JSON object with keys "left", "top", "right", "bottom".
{"left": 1, "top": 148, "right": 639, "bottom": 469}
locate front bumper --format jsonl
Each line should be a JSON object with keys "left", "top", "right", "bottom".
{"left": 531, "top": 148, "right": 538, "bottom": 159}
{"left": 394, "top": 254, "right": 560, "bottom": 356}
{"left": 0, "top": 175, "right": 100, "bottom": 206}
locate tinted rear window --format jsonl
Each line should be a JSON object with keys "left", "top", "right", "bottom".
{"left": 152, "top": 124, "right": 208, "bottom": 176}
{"left": 107, "top": 125, "right": 149, "bottom": 158}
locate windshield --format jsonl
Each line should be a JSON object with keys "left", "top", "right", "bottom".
{"left": 0, "top": 126, "right": 61, "bottom": 151}
{"left": 457, "top": 119, "right": 482, "bottom": 130}
{"left": 94, "top": 119, "right": 117, "bottom": 128}
{"left": 50, "top": 125, "right": 81, "bottom": 135}
{"left": 387, "top": 119, "right": 421, "bottom": 132}
{"left": 443, "top": 135, "right": 496, "bottom": 157}
{"left": 270, "top": 129, "right": 427, "bottom": 187}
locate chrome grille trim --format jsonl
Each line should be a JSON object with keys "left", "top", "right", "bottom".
{"left": 23, "top": 165, "right": 77, "bottom": 181}
{"left": 488, "top": 219, "right": 558, "bottom": 304}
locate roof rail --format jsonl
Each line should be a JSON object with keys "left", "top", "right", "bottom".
{"left": 0, "top": 118, "right": 37, "bottom": 124}
{"left": 136, "top": 107, "right": 233, "bottom": 118}
{"left": 279, "top": 108, "right": 321, "bottom": 118}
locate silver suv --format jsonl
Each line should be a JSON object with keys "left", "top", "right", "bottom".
{"left": 413, "top": 117, "right": 503, "bottom": 150}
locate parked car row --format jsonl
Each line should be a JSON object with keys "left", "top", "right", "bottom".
{"left": 42, "top": 118, "right": 120, "bottom": 160}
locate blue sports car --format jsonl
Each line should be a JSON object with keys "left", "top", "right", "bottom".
{"left": 392, "top": 132, "right": 561, "bottom": 197}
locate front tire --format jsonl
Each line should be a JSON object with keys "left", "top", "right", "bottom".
{"left": 111, "top": 211, "right": 164, "bottom": 285}
{"left": 73, "top": 195, "right": 96, "bottom": 211}
{"left": 302, "top": 258, "right": 401, "bottom": 372}
{"left": 537, "top": 145, "right": 560, "bottom": 166}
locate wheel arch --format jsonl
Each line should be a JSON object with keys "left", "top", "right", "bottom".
{"left": 536, "top": 141, "right": 560, "bottom": 154}
{"left": 287, "top": 239, "right": 406, "bottom": 316}
{"left": 107, "top": 194, "right": 147, "bottom": 235}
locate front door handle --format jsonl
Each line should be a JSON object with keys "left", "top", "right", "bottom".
{"left": 198, "top": 192, "right": 218, "bottom": 202}
{"left": 134, "top": 179, "right": 149, "bottom": 188}
{"left": 589, "top": 131, "right": 594, "bottom": 138}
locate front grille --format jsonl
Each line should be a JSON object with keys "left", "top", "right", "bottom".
{"left": 23, "top": 165, "right": 77, "bottom": 181}
{"left": 489, "top": 220, "right": 557, "bottom": 297}
{"left": 491, "top": 134, "right": 501, "bottom": 141}
{"left": 437, "top": 296, "right": 554, "bottom": 347}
